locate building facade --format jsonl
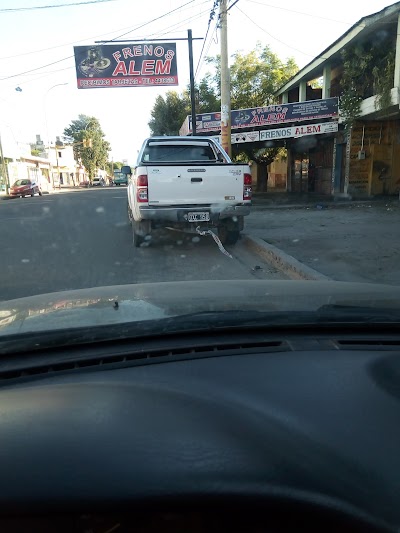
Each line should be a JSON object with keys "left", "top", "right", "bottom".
{"left": 275, "top": 2, "right": 400, "bottom": 198}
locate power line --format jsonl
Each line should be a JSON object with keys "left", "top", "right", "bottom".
{"left": 243, "top": 0, "right": 358, "bottom": 26}
{"left": 0, "top": 56, "right": 74, "bottom": 81}
{"left": 195, "top": 0, "right": 219, "bottom": 79}
{"left": 227, "top": 0, "right": 239, "bottom": 11}
{"left": 243, "top": 0, "right": 394, "bottom": 28}
{"left": 0, "top": 0, "right": 204, "bottom": 60}
{"left": 195, "top": 19, "right": 219, "bottom": 80}
{"left": 0, "top": 0, "right": 201, "bottom": 83}
{"left": 4, "top": 67, "right": 74, "bottom": 88}
{"left": 148, "top": 3, "right": 211, "bottom": 38}
{"left": 110, "top": 0, "right": 196, "bottom": 40}
{"left": 0, "top": 0, "right": 115, "bottom": 12}
{"left": 234, "top": 4, "right": 325, "bottom": 59}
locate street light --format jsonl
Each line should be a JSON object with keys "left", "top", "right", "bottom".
{"left": 43, "top": 83, "right": 68, "bottom": 188}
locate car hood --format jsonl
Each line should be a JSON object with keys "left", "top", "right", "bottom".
{"left": 1, "top": 280, "right": 400, "bottom": 337}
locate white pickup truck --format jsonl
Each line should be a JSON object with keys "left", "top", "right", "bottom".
{"left": 125, "top": 136, "right": 252, "bottom": 247}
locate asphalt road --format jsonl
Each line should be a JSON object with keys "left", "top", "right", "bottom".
{"left": 0, "top": 188, "right": 285, "bottom": 301}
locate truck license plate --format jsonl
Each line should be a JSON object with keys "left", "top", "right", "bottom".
{"left": 188, "top": 212, "right": 210, "bottom": 222}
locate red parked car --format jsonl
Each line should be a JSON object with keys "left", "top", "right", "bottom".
{"left": 9, "top": 179, "right": 42, "bottom": 198}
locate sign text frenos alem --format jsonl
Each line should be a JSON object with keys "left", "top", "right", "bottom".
{"left": 74, "top": 43, "right": 178, "bottom": 89}
{"left": 259, "top": 122, "right": 338, "bottom": 141}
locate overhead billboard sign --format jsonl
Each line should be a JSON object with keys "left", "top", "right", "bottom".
{"left": 186, "top": 98, "right": 339, "bottom": 133}
{"left": 74, "top": 43, "right": 178, "bottom": 89}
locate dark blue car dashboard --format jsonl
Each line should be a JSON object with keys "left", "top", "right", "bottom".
{"left": 0, "top": 343, "right": 398, "bottom": 532}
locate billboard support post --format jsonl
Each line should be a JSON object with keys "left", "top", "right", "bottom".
{"left": 187, "top": 30, "right": 197, "bottom": 136}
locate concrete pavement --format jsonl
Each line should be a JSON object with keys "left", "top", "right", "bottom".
{"left": 0, "top": 188, "right": 287, "bottom": 301}
{"left": 1, "top": 188, "right": 399, "bottom": 302}
{"left": 244, "top": 194, "right": 400, "bottom": 285}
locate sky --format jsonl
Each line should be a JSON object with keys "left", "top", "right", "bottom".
{"left": 0, "top": 0, "right": 396, "bottom": 162}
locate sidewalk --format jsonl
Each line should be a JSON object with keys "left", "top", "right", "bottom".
{"left": 245, "top": 194, "right": 400, "bottom": 285}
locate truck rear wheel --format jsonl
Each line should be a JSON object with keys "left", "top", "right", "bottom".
{"left": 132, "top": 220, "right": 151, "bottom": 248}
{"left": 127, "top": 201, "right": 133, "bottom": 223}
{"left": 218, "top": 220, "right": 240, "bottom": 245}
{"left": 133, "top": 229, "right": 145, "bottom": 247}
{"left": 220, "top": 229, "right": 240, "bottom": 245}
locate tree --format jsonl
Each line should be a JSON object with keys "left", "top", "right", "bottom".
{"left": 232, "top": 144, "right": 285, "bottom": 192}
{"left": 181, "top": 76, "right": 221, "bottom": 113}
{"left": 148, "top": 92, "right": 189, "bottom": 136}
{"left": 63, "top": 114, "right": 111, "bottom": 180}
{"left": 218, "top": 44, "right": 297, "bottom": 190}
{"left": 206, "top": 44, "right": 298, "bottom": 109}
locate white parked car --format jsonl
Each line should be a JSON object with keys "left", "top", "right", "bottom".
{"left": 92, "top": 177, "right": 106, "bottom": 187}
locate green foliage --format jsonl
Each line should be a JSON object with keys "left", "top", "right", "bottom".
{"left": 195, "top": 75, "right": 221, "bottom": 111}
{"left": 31, "top": 149, "right": 42, "bottom": 157}
{"left": 148, "top": 92, "right": 189, "bottom": 136}
{"left": 206, "top": 44, "right": 298, "bottom": 109}
{"left": 232, "top": 145, "right": 283, "bottom": 166}
{"left": 373, "top": 49, "right": 395, "bottom": 112}
{"left": 340, "top": 35, "right": 396, "bottom": 127}
{"left": 63, "top": 114, "right": 110, "bottom": 179}
{"left": 339, "top": 86, "right": 363, "bottom": 129}
{"left": 148, "top": 80, "right": 222, "bottom": 136}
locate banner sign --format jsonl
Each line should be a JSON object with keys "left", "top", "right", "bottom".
{"left": 212, "top": 132, "right": 260, "bottom": 144}
{"left": 260, "top": 121, "right": 338, "bottom": 140}
{"left": 212, "top": 122, "right": 338, "bottom": 144}
{"left": 231, "top": 131, "right": 260, "bottom": 143}
{"left": 74, "top": 43, "right": 178, "bottom": 89}
{"left": 187, "top": 98, "right": 338, "bottom": 132}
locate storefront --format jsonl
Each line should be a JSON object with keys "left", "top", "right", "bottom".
{"left": 346, "top": 120, "right": 400, "bottom": 197}
{"left": 287, "top": 131, "right": 341, "bottom": 195}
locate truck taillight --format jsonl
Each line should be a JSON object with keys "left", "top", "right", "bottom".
{"left": 136, "top": 174, "right": 148, "bottom": 203}
{"left": 243, "top": 173, "right": 252, "bottom": 200}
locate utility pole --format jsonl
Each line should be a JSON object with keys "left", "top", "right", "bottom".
{"left": 220, "top": 0, "right": 231, "bottom": 156}
{"left": 188, "top": 29, "right": 197, "bottom": 136}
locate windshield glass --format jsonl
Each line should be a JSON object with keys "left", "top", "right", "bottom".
{"left": 0, "top": 0, "right": 399, "bottom": 341}
{"left": 12, "top": 180, "right": 30, "bottom": 186}
{"left": 143, "top": 143, "right": 217, "bottom": 162}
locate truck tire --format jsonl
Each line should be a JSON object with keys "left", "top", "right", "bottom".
{"left": 133, "top": 228, "right": 145, "bottom": 247}
{"left": 127, "top": 201, "right": 133, "bottom": 223}
{"left": 218, "top": 221, "right": 240, "bottom": 245}
{"left": 132, "top": 220, "right": 151, "bottom": 248}
{"left": 221, "top": 229, "right": 240, "bottom": 245}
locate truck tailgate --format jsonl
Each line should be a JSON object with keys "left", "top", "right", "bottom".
{"left": 146, "top": 165, "right": 245, "bottom": 206}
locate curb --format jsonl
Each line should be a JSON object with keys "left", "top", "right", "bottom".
{"left": 243, "top": 234, "right": 331, "bottom": 281}
{"left": 250, "top": 201, "right": 391, "bottom": 210}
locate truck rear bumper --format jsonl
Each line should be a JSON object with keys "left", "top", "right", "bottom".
{"left": 138, "top": 204, "right": 251, "bottom": 223}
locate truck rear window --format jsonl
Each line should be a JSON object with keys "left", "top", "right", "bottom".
{"left": 142, "top": 144, "right": 216, "bottom": 163}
